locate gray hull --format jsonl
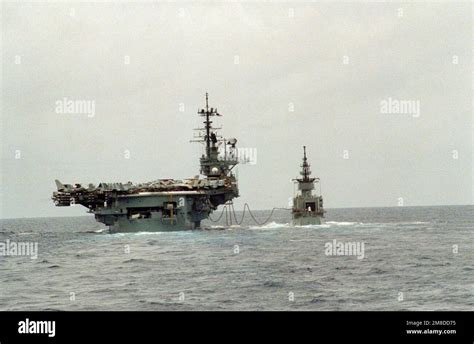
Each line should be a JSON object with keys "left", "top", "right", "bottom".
{"left": 292, "top": 215, "right": 324, "bottom": 226}
{"left": 108, "top": 212, "right": 202, "bottom": 233}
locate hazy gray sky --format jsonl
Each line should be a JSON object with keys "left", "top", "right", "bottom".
{"left": 1, "top": 1, "right": 472, "bottom": 219}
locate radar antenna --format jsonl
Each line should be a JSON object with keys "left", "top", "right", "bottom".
{"left": 192, "top": 93, "right": 237, "bottom": 177}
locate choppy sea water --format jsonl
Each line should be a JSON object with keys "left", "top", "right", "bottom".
{"left": 0, "top": 206, "right": 472, "bottom": 311}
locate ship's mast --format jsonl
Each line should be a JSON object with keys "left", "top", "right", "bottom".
{"left": 293, "top": 146, "right": 317, "bottom": 197}
{"left": 204, "top": 92, "right": 211, "bottom": 159}
{"left": 301, "top": 146, "right": 311, "bottom": 182}
{"left": 298, "top": 146, "right": 315, "bottom": 183}
{"left": 192, "top": 93, "right": 238, "bottom": 177}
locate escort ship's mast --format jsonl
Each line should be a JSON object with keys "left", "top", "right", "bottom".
{"left": 298, "top": 146, "right": 316, "bottom": 194}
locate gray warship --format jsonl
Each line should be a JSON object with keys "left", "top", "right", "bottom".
{"left": 292, "top": 146, "right": 325, "bottom": 225}
{"left": 52, "top": 94, "right": 239, "bottom": 232}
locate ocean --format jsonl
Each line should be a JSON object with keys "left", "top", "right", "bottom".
{"left": 0, "top": 205, "right": 472, "bottom": 311}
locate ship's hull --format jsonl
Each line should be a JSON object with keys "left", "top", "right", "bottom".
{"left": 92, "top": 190, "right": 233, "bottom": 233}
{"left": 292, "top": 214, "right": 324, "bottom": 226}
{"left": 292, "top": 193, "right": 324, "bottom": 226}
{"left": 108, "top": 215, "right": 201, "bottom": 233}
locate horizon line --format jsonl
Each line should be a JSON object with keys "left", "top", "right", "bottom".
{"left": 0, "top": 204, "right": 473, "bottom": 221}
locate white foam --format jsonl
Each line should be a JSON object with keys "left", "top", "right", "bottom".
{"left": 325, "top": 221, "right": 360, "bottom": 226}
{"left": 208, "top": 225, "right": 226, "bottom": 230}
{"left": 294, "top": 224, "right": 331, "bottom": 229}
{"left": 133, "top": 231, "right": 167, "bottom": 236}
{"left": 248, "top": 221, "right": 289, "bottom": 230}
{"left": 94, "top": 228, "right": 107, "bottom": 233}
{"left": 107, "top": 231, "right": 167, "bottom": 238}
{"left": 208, "top": 225, "right": 241, "bottom": 230}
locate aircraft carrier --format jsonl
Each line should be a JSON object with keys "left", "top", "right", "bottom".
{"left": 52, "top": 94, "right": 239, "bottom": 232}
{"left": 292, "top": 146, "right": 325, "bottom": 225}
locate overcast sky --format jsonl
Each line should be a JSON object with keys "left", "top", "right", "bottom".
{"left": 1, "top": 1, "right": 472, "bottom": 219}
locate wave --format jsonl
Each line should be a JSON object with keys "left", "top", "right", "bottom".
{"left": 262, "top": 280, "right": 285, "bottom": 288}
{"left": 205, "top": 225, "right": 238, "bottom": 230}
{"left": 209, "top": 225, "right": 225, "bottom": 229}
{"left": 82, "top": 228, "right": 108, "bottom": 234}
{"left": 248, "top": 222, "right": 289, "bottom": 230}
{"left": 248, "top": 221, "right": 357, "bottom": 230}
{"left": 293, "top": 221, "right": 361, "bottom": 229}
{"left": 106, "top": 231, "right": 167, "bottom": 238}
{"left": 16, "top": 231, "right": 38, "bottom": 236}
{"left": 289, "top": 239, "right": 318, "bottom": 242}
{"left": 294, "top": 223, "right": 331, "bottom": 229}
{"left": 229, "top": 224, "right": 241, "bottom": 229}
{"left": 123, "top": 258, "right": 148, "bottom": 264}
{"left": 133, "top": 231, "right": 167, "bottom": 236}
{"left": 325, "top": 221, "right": 361, "bottom": 226}
{"left": 93, "top": 228, "right": 108, "bottom": 233}
{"left": 322, "top": 221, "right": 430, "bottom": 228}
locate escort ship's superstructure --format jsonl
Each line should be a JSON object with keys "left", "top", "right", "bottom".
{"left": 52, "top": 94, "right": 239, "bottom": 232}
{"left": 292, "top": 146, "right": 325, "bottom": 225}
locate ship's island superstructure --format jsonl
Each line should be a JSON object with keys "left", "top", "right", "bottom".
{"left": 52, "top": 94, "right": 239, "bottom": 232}
{"left": 292, "top": 146, "right": 325, "bottom": 225}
